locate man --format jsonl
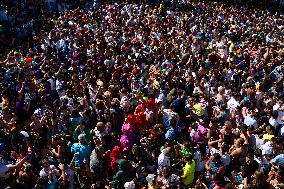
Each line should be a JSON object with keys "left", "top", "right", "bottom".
{"left": 39, "top": 158, "right": 60, "bottom": 188}
{"left": 157, "top": 147, "right": 171, "bottom": 175}
{"left": 72, "top": 120, "right": 91, "bottom": 143}
{"left": 181, "top": 154, "right": 195, "bottom": 186}
{"left": 91, "top": 121, "right": 108, "bottom": 139}
{"left": 71, "top": 134, "right": 91, "bottom": 167}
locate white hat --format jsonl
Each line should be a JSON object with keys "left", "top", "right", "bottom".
{"left": 124, "top": 181, "right": 135, "bottom": 189}
{"left": 20, "top": 131, "right": 29, "bottom": 138}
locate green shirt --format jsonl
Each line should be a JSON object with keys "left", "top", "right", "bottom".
{"left": 181, "top": 147, "right": 193, "bottom": 157}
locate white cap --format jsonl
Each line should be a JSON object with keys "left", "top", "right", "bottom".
{"left": 20, "top": 131, "right": 29, "bottom": 138}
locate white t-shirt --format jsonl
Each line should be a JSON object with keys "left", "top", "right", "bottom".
{"left": 261, "top": 141, "right": 274, "bottom": 155}
{"left": 227, "top": 97, "right": 240, "bottom": 111}
{"left": 269, "top": 117, "right": 279, "bottom": 128}
{"left": 56, "top": 79, "right": 64, "bottom": 91}
{"left": 207, "top": 147, "right": 219, "bottom": 156}
{"left": 39, "top": 165, "right": 59, "bottom": 183}
{"left": 157, "top": 152, "right": 170, "bottom": 174}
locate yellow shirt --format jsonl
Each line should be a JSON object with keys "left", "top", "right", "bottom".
{"left": 182, "top": 160, "right": 195, "bottom": 185}
{"left": 193, "top": 103, "right": 204, "bottom": 117}
{"left": 263, "top": 133, "right": 274, "bottom": 141}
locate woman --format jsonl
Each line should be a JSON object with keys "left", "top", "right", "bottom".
{"left": 194, "top": 175, "right": 208, "bottom": 189}
{"left": 50, "top": 134, "right": 68, "bottom": 162}
{"left": 29, "top": 114, "right": 44, "bottom": 134}
{"left": 128, "top": 144, "right": 145, "bottom": 168}
{"left": 229, "top": 129, "right": 249, "bottom": 168}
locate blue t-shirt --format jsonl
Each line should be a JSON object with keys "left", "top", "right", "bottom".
{"left": 271, "top": 154, "right": 284, "bottom": 166}
{"left": 71, "top": 143, "right": 91, "bottom": 167}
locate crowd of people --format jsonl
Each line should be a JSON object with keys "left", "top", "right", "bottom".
{"left": 0, "top": 0, "right": 94, "bottom": 56}
{"left": 0, "top": 0, "right": 283, "bottom": 189}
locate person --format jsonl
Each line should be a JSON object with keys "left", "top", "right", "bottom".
{"left": 58, "top": 153, "right": 78, "bottom": 189}
{"left": 18, "top": 163, "right": 38, "bottom": 189}
{"left": 271, "top": 153, "right": 284, "bottom": 168}
{"left": 241, "top": 153, "right": 259, "bottom": 183}
{"left": 0, "top": 0, "right": 283, "bottom": 188}
{"left": 181, "top": 154, "right": 196, "bottom": 187}
{"left": 112, "top": 159, "right": 135, "bottom": 189}
{"left": 157, "top": 147, "right": 171, "bottom": 175}
{"left": 0, "top": 155, "right": 26, "bottom": 178}
{"left": 205, "top": 153, "right": 225, "bottom": 178}
{"left": 39, "top": 158, "right": 60, "bottom": 189}
{"left": 70, "top": 134, "right": 91, "bottom": 167}
{"left": 247, "top": 171, "right": 274, "bottom": 189}
{"left": 90, "top": 146, "right": 108, "bottom": 183}
{"left": 156, "top": 167, "right": 180, "bottom": 188}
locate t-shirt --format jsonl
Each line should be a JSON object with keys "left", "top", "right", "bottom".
{"left": 39, "top": 165, "right": 59, "bottom": 183}
{"left": 243, "top": 160, "right": 259, "bottom": 179}
{"left": 65, "top": 168, "right": 75, "bottom": 188}
{"left": 194, "top": 151, "right": 205, "bottom": 172}
{"left": 165, "top": 128, "right": 176, "bottom": 140}
{"left": 182, "top": 160, "right": 195, "bottom": 185}
{"left": 181, "top": 147, "right": 193, "bottom": 157}
{"left": 157, "top": 152, "right": 170, "bottom": 174}
{"left": 271, "top": 154, "right": 284, "bottom": 166}
{"left": 221, "top": 154, "right": 231, "bottom": 166}
{"left": 71, "top": 143, "right": 91, "bottom": 167}
{"left": 0, "top": 164, "right": 9, "bottom": 178}
{"left": 261, "top": 141, "right": 274, "bottom": 155}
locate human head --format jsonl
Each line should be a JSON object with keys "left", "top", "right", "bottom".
{"left": 78, "top": 134, "right": 86, "bottom": 144}
{"left": 40, "top": 159, "right": 50, "bottom": 169}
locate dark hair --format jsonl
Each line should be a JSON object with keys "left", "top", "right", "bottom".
{"left": 94, "top": 181, "right": 106, "bottom": 189}
{"left": 40, "top": 158, "right": 49, "bottom": 166}
{"left": 225, "top": 183, "right": 235, "bottom": 189}
{"left": 254, "top": 149, "right": 262, "bottom": 157}
{"left": 184, "top": 154, "right": 193, "bottom": 162}
{"left": 221, "top": 144, "right": 229, "bottom": 153}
